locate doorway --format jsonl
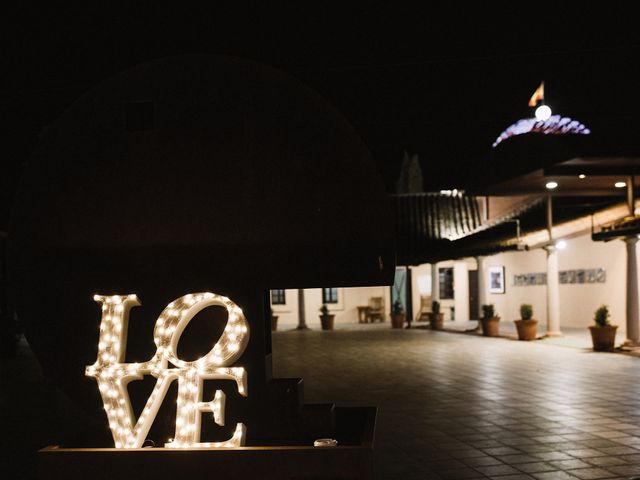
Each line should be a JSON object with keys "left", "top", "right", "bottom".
{"left": 468, "top": 270, "right": 479, "bottom": 320}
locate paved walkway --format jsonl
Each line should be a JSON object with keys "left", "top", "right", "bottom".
{"left": 273, "top": 324, "right": 640, "bottom": 480}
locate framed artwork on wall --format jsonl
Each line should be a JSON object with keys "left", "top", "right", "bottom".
{"left": 488, "top": 266, "right": 505, "bottom": 294}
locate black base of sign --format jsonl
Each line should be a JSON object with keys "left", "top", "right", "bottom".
{"left": 38, "top": 407, "right": 376, "bottom": 480}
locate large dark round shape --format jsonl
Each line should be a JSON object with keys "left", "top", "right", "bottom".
{"left": 8, "top": 55, "right": 394, "bottom": 438}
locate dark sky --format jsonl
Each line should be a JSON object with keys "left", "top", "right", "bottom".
{"left": 3, "top": 4, "right": 640, "bottom": 226}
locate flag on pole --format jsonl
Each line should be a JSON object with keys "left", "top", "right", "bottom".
{"left": 528, "top": 81, "right": 545, "bottom": 107}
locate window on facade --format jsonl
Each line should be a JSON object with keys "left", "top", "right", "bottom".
{"left": 439, "top": 267, "right": 454, "bottom": 299}
{"left": 322, "top": 287, "right": 338, "bottom": 304}
{"left": 271, "top": 289, "right": 286, "bottom": 305}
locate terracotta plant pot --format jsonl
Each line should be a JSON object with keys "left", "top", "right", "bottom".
{"left": 429, "top": 313, "right": 444, "bottom": 330}
{"left": 589, "top": 325, "right": 618, "bottom": 352}
{"left": 514, "top": 319, "right": 538, "bottom": 341}
{"left": 271, "top": 315, "right": 278, "bottom": 332}
{"left": 390, "top": 313, "right": 405, "bottom": 329}
{"left": 480, "top": 317, "right": 500, "bottom": 337}
{"left": 320, "top": 314, "right": 335, "bottom": 330}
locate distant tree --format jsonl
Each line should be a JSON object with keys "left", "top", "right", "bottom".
{"left": 396, "top": 151, "right": 424, "bottom": 194}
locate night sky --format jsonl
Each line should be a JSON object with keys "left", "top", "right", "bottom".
{"left": 4, "top": 4, "right": 640, "bottom": 227}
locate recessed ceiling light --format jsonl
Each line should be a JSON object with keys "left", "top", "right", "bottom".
{"left": 615, "top": 181, "right": 626, "bottom": 188}
{"left": 545, "top": 181, "right": 558, "bottom": 190}
{"left": 578, "top": 174, "right": 586, "bottom": 179}
{"left": 555, "top": 240, "right": 567, "bottom": 250}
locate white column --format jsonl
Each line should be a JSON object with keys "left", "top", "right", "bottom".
{"left": 431, "top": 263, "right": 439, "bottom": 302}
{"left": 624, "top": 237, "right": 639, "bottom": 345}
{"left": 545, "top": 246, "right": 562, "bottom": 336}
{"left": 296, "top": 289, "right": 309, "bottom": 330}
{"left": 476, "top": 256, "right": 487, "bottom": 314}
{"left": 454, "top": 261, "right": 469, "bottom": 321}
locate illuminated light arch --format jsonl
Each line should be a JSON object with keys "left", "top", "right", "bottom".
{"left": 492, "top": 115, "right": 591, "bottom": 147}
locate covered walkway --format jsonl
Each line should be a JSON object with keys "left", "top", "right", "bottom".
{"left": 273, "top": 325, "right": 640, "bottom": 479}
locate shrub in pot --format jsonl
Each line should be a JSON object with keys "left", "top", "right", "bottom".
{"left": 589, "top": 305, "right": 618, "bottom": 352}
{"left": 429, "top": 300, "right": 444, "bottom": 330}
{"left": 319, "top": 304, "right": 335, "bottom": 330}
{"left": 514, "top": 303, "right": 538, "bottom": 341}
{"left": 390, "top": 300, "right": 405, "bottom": 329}
{"left": 480, "top": 304, "right": 500, "bottom": 337}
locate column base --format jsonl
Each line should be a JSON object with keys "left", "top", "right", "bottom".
{"left": 544, "top": 331, "right": 563, "bottom": 338}
{"left": 622, "top": 338, "right": 640, "bottom": 347}
{"left": 295, "top": 325, "right": 311, "bottom": 331}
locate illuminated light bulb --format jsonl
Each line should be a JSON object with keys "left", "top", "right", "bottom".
{"left": 535, "top": 104, "right": 552, "bottom": 121}
{"left": 579, "top": 174, "right": 586, "bottom": 179}
{"left": 545, "top": 181, "right": 558, "bottom": 190}
{"left": 555, "top": 240, "right": 567, "bottom": 250}
{"left": 615, "top": 181, "right": 626, "bottom": 188}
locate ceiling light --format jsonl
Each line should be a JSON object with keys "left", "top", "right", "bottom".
{"left": 578, "top": 174, "right": 586, "bottom": 179}
{"left": 545, "top": 181, "right": 558, "bottom": 190}
{"left": 555, "top": 240, "right": 567, "bottom": 250}
{"left": 615, "top": 181, "right": 626, "bottom": 188}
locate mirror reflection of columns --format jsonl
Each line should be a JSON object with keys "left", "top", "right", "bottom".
{"left": 545, "top": 245, "right": 562, "bottom": 337}
{"left": 624, "top": 236, "right": 640, "bottom": 346}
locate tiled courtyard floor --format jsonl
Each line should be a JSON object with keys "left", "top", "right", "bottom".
{"left": 273, "top": 324, "right": 640, "bottom": 479}
{"left": 3, "top": 324, "right": 640, "bottom": 479}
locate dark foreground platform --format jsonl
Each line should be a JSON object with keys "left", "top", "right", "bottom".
{"left": 38, "top": 407, "right": 376, "bottom": 480}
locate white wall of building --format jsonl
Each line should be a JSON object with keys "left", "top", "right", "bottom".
{"left": 272, "top": 286, "right": 389, "bottom": 328}
{"left": 410, "top": 263, "right": 432, "bottom": 321}
{"left": 270, "top": 289, "right": 299, "bottom": 325}
{"left": 484, "top": 248, "right": 547, "bottom": 324}
{"left": 479, "top": 232, "right": 633, "bottom": 331}
{"left": 271, "top": 230, "right": 636, "bottom": 332}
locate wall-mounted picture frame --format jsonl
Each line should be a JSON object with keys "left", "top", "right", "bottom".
{"left": 488, "top": 266, "right": 505, "bottom": 294}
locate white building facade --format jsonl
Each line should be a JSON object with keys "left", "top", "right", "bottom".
{"left": 273, "top": 229, "right": 636, "bottom": 334}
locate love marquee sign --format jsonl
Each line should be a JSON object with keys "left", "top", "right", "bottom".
{"left": 85, "top": 292, "right": 250, "bottom": 449}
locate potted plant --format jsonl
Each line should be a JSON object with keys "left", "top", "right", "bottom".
{"left": 589, "top": 305, "right": 618, "bottom": 352}
{"left": 390, "top": 300, "right": 405, "bottom": 329}
{"left": 319, "top": 304, "right": 335, "bottom": 330}
{"left": 514, "top": 304, "right": 538, "bottom": 341}
{"left": 429, "top": 300, "right": 444, "bottom": 330}
{"left": 480, "top": 304, "right": 500, "bottom": 337}
{"left": 270, "top": 308, "right": 278, "bottom": 332}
